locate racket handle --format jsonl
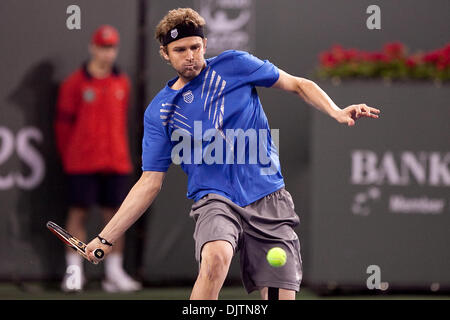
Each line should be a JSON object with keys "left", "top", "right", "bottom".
{"left": 93, "top": 248, "right": 105, "bottom": 260}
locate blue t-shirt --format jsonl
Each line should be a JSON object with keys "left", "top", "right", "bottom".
{"left": 142, "top": 50, "right": 284, "bottom": 206}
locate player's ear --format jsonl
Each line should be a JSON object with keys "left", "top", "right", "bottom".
{"left": 160, "top": 45, "right": 170, "bottom": 61}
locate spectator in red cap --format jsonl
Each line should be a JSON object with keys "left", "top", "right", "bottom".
{"left": 92, "top": 24, "right": 120, "bottom": 46}
{"left": 55, "top": 25, "right": 141, "bottom": 293}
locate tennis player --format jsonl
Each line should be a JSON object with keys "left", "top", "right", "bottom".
{"left": 86, "top": 8, "right": 380, "bottom": 300}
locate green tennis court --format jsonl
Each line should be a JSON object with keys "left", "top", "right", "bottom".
{"left": 1, "top": 283, "right": 448, "bottom": 300}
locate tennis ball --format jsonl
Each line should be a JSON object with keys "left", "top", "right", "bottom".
{"left": 266, "top": 247, "right": 287, "bottom": 267}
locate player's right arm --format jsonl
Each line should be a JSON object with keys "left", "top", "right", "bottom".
{"left": 272, "top": 69, "right": 380, "bottom": 126}
{"left": 86, "top": 97, "right": 173, "bottom": 262}
{"left": 85, "top": 170, "right": 165, "bottom": 261}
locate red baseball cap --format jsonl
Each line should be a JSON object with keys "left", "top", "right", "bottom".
{"left": 91, "top": 25, "right": 120, "bottom": 46}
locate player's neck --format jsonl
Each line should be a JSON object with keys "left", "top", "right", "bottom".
{"left": 171, "top": 76, "right": 191, "bottom": 90}
{"left": 171, "top": 62, "right": 207, "bottom": 90}
{"left": 87, "top": 60, "right": 113, "bottom": 79}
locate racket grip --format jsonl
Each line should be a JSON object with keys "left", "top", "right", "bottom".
{"left": 93, "top": 248, "right": 105, "bottom": 260}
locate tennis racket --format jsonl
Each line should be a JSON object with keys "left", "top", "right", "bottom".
{"left": 46, "top": 221, "right": 104, "bottom": 264}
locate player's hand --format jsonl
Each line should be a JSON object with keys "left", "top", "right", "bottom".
{"left": 85, "top": 237, "right": 112, "bottom": 264}
{"left": 335, "top": 104, "right": 381, "bottom": 126}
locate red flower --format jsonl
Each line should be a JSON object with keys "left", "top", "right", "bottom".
{"left": 422, "top": 45, "right": 450, "bottom": 69}
{"left": 443, "top": 44, "right": 450, "bottom": 56}
{"left": 423, "top": 50, "right": 440, "bottom": 63}
{"left": 319, "top": 52, "right": 338, "bottom": 68}
{"left": 383, "top": 42, "right": 406, "bottom": 59}
{"left": 317, "top": 42, "right": 450, "bottom": 79}
{"left": 438, "top": 45, "right": 450, "bottom": 69}
{"left": 358, "top": 50, "right": 372, "bottom": 62}
{"left": 436, "top": 55, "right": 450, "bottom": 70}
{"left": 330, "top": 44, "right": 346, "bottom": 64}
{"left": 406, "top": 57, "right": 417, "bottom": 68}
{"left": 344, "top": 48, "right": 359, "bottom": 62}
{"left": 369, "top": 52, "right": 390, "bottom": 63}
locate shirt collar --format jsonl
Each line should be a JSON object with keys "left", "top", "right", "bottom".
{"left": 82, "top": 62, "right": 120, "bottom": 79}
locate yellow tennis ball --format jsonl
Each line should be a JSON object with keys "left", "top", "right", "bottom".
{"left": 266, "top": 247, "right": 287, "bottom": 267}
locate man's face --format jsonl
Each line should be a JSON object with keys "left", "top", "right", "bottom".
{"left": 162, "top": 36, "right": 207, "bottom": 81}
{"left": 89, "top": 44, "right": 118, "bottom": 66}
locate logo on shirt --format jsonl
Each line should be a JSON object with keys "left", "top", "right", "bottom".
{"left": 83, "top": 88, "right": 95, "bottom": 102}
{"left": 182, "top": 90, "right": 194, "bottom": 104}
{"left": 170, "top": 28, "right": 178, "bottom": 39}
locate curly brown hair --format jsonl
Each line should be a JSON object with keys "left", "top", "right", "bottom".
{"left": 155, "top": 8, "right": 206, "bottom": 45}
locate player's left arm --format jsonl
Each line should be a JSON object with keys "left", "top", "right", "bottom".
{"left": 272, "top": 69, "right": 381, "bottom": 126}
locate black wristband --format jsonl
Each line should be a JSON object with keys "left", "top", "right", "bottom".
{"left": 97, "top": 235, "right": 113, "bottom": 246}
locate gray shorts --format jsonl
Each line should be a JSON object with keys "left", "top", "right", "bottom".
{"left": 189, "top": 187, "right": 303, "bottom": 293}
